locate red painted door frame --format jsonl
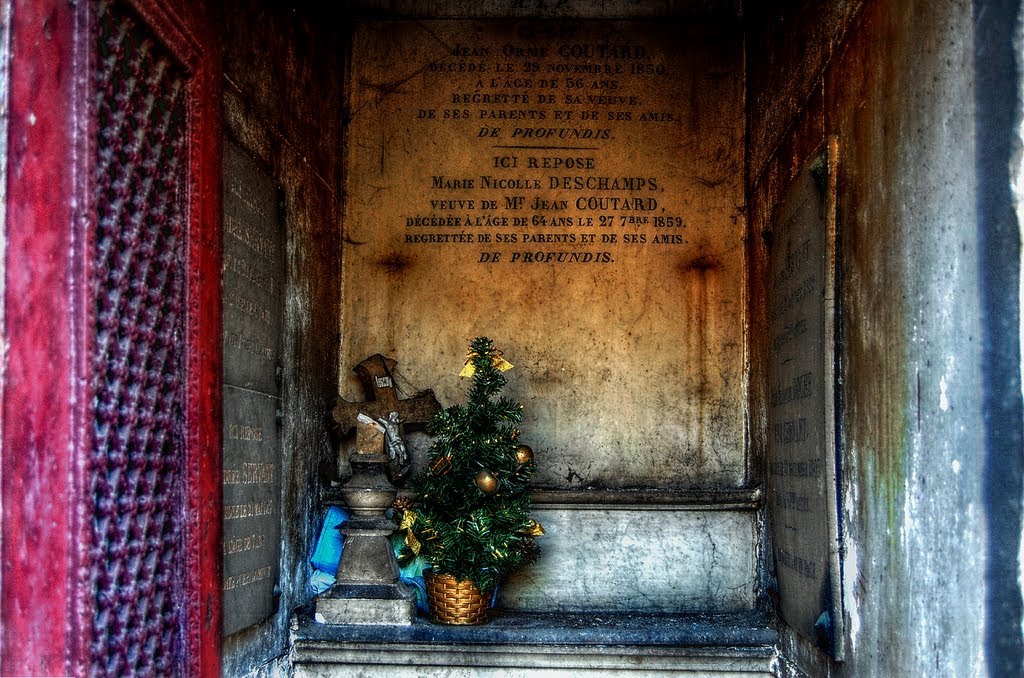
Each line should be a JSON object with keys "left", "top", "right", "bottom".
{"left": 1, "top": 0, "right": 221, "bottom": 674}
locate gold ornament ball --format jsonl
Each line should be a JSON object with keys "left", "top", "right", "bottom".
{"left": 515, "top": 444, "right": 534, "bottom": 464}
{"left": 475, "top": 469, "right": 499, "bottom": 494}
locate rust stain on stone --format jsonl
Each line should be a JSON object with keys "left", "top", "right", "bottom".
{"left": 378, "top": 252, "right": 412, "bottom": 274}
{"left": 682, "top": 254, "right": 722, "bottom": 273}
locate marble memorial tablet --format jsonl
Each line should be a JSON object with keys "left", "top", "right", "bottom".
{"left": 342, "top": 20, "right": 746, "bottom": 490}
{"left": 222, "top": 387, "right": 281, "bottom": 636}
{"left": 223, "top": 139, "right": 284, "bottom": 395}
{"left": 766, "top": 141, "right": 844, "bottom": 659}
{"left": 221, "top": 139, "right": 284, "bottom": 635}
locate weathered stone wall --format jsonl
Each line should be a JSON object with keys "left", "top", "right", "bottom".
{"left": 339, "top": 11, "right": 757, "bottom": 616}
{"left": 341, "top": 18, "right": 747, "bottom": 491}
{"left": 219, "top": 1, "right": 343, "bottom": 675}
{"left": 748, "top": 0, "right": 997, "bottom": 674}
{"left": 214, "top": 0, "right": 1023, "bottom": 672}
{"left": 502, "top": 507, "right": 755, "bottom": 612}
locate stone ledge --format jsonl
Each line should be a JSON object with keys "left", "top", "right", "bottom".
{"left": 294, "top": 609, "right": 776, "bottom": 646}
{"left": 530, "top": 488, "right": 763, "bottom": 510}
{"left": 394, "top": 488, "right": 764, "bottom": 510}
{"left": 291, "top": 610, "right": 778, "bottom": 676}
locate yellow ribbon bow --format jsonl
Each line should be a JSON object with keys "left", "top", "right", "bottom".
{"left": 459, "top": 349, "right": 514, "bottom": 378}
{"left": 400, "top": 510, "right": 422, "bottom": 555}
{"left": 521, "top": 519, "right": 545, "bottom": 537}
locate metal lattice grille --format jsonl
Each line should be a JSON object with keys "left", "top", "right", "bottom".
{"left": 90, "top": 2, "right": 188, "bottom": 674}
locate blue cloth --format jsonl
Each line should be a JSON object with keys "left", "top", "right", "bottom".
{"left": 391, "top": 533, "right": 429, "bottom": 612}
{"left": 310, "top": 506, "right": 349, "bottom": 574}
{"left": 309, "top": 568, "right": 337, "bottom": 595}
{"left": 308, "top": 507, "right": 429, "bottom": 612}
{"left": 309, "top": 506, "right": 349, "bottom": 594}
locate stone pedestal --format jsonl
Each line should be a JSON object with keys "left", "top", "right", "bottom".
{"left": 316, "top": 433, "right": 416, "bottom": 624}
{"left": 315, "top": 511, "right": 416, "bottom": 625}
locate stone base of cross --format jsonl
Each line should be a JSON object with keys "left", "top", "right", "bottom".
{"left": 317, "top": 413, "right": 415, "bottom": 624}
{"left": 317, "top": 355, "right": 440, "bottom": 625}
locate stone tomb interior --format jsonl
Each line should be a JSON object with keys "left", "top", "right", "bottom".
{"left": 217, "top": 0, "right": 962, "bottom": 675}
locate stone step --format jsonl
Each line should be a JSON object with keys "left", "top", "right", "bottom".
{"left": 501, "top": 492, "right": 761, "bottom": 614}
{"left": 291, "top": 610, "right": 778, "bottom": 676}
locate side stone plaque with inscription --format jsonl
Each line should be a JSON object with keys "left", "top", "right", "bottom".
{"left": 222, "top": 139, "right": 285, "bottom": 636}
{"left": 223, "top": 138, "right": 284, "bottom": 396}
{"left": 767, "top": 141, "right": 844, "bottom": 658}
{"left": 222, "top": 389, "right": 281, "bottom": 633}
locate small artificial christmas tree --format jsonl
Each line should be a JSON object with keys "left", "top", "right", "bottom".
{"left": 397, "top": 337, "right": 543, "bottom": 598}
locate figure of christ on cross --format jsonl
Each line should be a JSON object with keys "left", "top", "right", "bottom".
{"left": 332, "top": 354, "right": 441, "bottom": 481}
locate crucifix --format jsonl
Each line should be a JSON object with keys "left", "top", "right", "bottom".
{"left": 332, "top": 354, "right": 440, "bottom": 479}
{"left": 317, "top": 354, "right": 440, "bottom": 625}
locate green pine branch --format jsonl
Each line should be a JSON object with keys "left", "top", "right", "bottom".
{"left": 406, "top": 337, "right": 542, "bottom": 593}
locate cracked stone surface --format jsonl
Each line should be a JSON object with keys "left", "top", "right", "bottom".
{"left": 500, "top": 508, "right": 755, "bottom": 613}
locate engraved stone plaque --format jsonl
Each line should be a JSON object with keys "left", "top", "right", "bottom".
{"left": 342, "top": 20, "right": 745, "bottom": 490}
{"left": 221, "top": 138, "right": 284, "bottom": 635}
{"left": 766, "top": 142, "right": 844, "bottom": 658}
{"left": 222, "top": 387, "right": 281, "bottom": 635}
{"left": 223, "top": 139, "right": 284, "bottom": 396}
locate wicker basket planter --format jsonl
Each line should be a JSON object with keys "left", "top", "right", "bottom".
{"left": 424, "top": 571, "right": 493, "bottom": 625}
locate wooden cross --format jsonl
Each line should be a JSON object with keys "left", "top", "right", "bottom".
{"left": 332, "top": 354, "right": 441, "bottom": 439}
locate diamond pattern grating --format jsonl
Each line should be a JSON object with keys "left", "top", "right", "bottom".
{"left": 90, "top": 2, "right": 188, "bottom": 674}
